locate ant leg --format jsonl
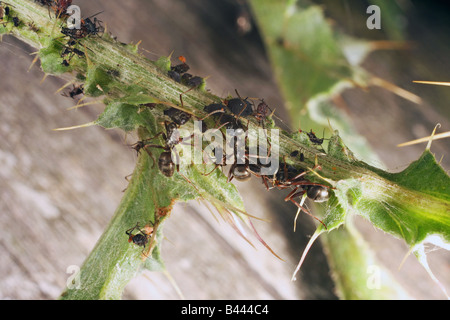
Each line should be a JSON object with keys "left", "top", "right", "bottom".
{"left": 201, "top": 163, "right": 220, "bottom": 176}
{"left": 285, "top": 187, "right": 303, "bottom": 202}
{"left": 141, "top": 143, "right": 165, "bottom": 167}
{"left": 125, "top": 223, "right": 141, "bottom": 242}
{"left": 227, "top": 163, "right": 237, "bottom": 182}
{"left": 179, "top": 85, "right": 199, "bottom": 109}
{"left": 262, "top": 176, "right": 270, "bottom": 190}
{"left": 288, "top": 197, "right": 327, "bottom": 229}
{"left": 145, "top": 131, "right": 164, "bottom": 142}
{"left": 197, "top": 109, "right": 226, "bottom": 121}
{"left": 290, "top": 170, "right": 307, "bottom": 181}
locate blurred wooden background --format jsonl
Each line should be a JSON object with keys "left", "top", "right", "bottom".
{"left": 0, "top": 0, "right": 448, "bottom": 299}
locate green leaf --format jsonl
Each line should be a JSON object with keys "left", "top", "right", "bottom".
{"left": 59, "top": 150, "right": 182, "bottom": 299}
{"left": 355, "top": 150, "right": 450, "bottom": 247}
{"left": 95, "top": 102, "right": 152, "bottom": 132}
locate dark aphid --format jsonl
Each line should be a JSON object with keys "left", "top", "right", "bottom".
{"left": 1, "top": 1, "right": 12, "bottom": 18}
{"left": 60, "top": 46, "right": 85, "bottom": 67}
{"left": 12, "top": 16, "right": 19, "bottom": 27}
{"left": 61, "top": 46, "right": 85, "bottom": 58}
{"left": 83, "top": 16, "right": 103, "bottom": 36}
{"left": 0, "top": 3, "right": 10, "bottom": 20}
{"left": 72, "top": 48, "right": 85, "bottom": 57}
{"left": 61, "top": 12, "right": 104, "bottom": 40}
{"left": 290, "top": 150, "right": 305, "bottom": 162}
{"left": 64, "top": 84, "right": 84, "bottom": 99}
{"left": 168, "top": 56, "right": 190, "bottom": 83}
{"left": 181, "top": 73, "right": 203, "bottom": 88}
{"left": 305, "top": 129, "right": 324, "bottom": 145}
{"left": 168, "top": 70, "right": 181, "bottom": 83}
{"left": 126, "top": 222, "right": 153, "bottom": 250}
{"left": 163, "top": 107, "right": 191, "bottom": 126}
{"left": 171, "top": 63, "right": 189, "bottom": 74}
{"left": 225, "top": 97, "right": 253, "bottom": 117}
{"left": 306, "top": 185, "right": 329, "bottom": 203}
{"left": 171, "top": 55, "right": 190, "bottom": 74}
{"left": 61, "top": 26, "right": 85, "bottom": 39}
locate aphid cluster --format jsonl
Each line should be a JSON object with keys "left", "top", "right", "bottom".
{"left": 168, "top": 56, "right": 204, "bottom": 88}
{"left": 129, "top": 65, "right": 332, "bottom": 232}
{"left": 1, "top": 1, "right": 20, "bottom": 27}
{"left": 18, "top": 3, "right": 333, "bottom": 240}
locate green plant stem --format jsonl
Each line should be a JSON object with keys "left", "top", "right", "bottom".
{"left": 5, "top": 0, "right": 450, "bottom": 299}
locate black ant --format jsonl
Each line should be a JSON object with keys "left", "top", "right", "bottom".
{"left": 61, "top": 11, "right": 104, "bottom": 40}
{"left": 224, "top": 90, "right": 253, "bottom": 118}
{"left": 163, "top": 107, "right": 191, "bottom": 126}
{"left": 131, "top": 120, "right": 186, "bottom": 177}
{"left": 126, "top": 222, "right": 154, "bottom": 253}
{"left": 62, "top": 84, "right": 84, "bottom": 99}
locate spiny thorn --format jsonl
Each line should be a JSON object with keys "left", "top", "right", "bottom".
{"left": 55, "top": 80, "right": 76, "bottom": 94}
{"left": 413, "top": 80, "right": 450, "bottom": 87}
{"left": 53, "top": 121, "right": 96, "bottom": 131}
{"left": 397, "top": 129, "right": 449, "bottom": 147}
{"left": 426, "top": 123, "right": 441, "bottom": 151}
{"left": 28, "top": 54, "right": 40, "bottom": 72}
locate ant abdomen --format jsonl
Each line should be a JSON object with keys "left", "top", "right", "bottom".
{"left": 306, "top": 185, "right": 330, "bottom": 202}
